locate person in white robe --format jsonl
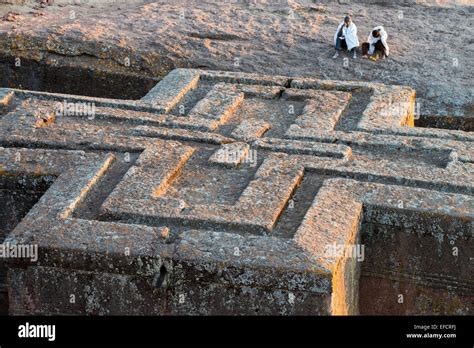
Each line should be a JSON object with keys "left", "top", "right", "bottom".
{"left": 333, "top": 15, "right": 359, "bottom": 59}
{"left": 362, "top": 26, "right": 390, "bottom": 58}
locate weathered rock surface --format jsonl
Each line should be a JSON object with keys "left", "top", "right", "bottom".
{"left": 1, "top": 68, "right": 472, "bottom": 315}
{"left": 0, "top": 0, "right": 472, "bottom": 121}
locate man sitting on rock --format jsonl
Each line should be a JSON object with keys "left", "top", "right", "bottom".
{"left": 362, "top": 26, "right": 390, "bottom": 60}
{"left": 333, "top": 15, "right": 359, "bottom": 59}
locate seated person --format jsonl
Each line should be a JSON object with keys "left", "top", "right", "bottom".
{"left": 333, "top": 15, "right": 359, "bottom": 59}
{"left": 362, "top": 26, "right": 390, "bottom": 59}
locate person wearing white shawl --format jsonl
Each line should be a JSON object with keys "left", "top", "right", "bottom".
{"left": 333, "top": 16, "right": 359, "bottom": 59}
{"left": 362, "top": 26, "right": 390, "bottom": 58}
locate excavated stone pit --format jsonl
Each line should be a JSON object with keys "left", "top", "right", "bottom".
{"left": 0, "top": 53, "right": 159, "bottom": 99}
{"left": 0, "top": 175, "right": 54, "bottom": 313}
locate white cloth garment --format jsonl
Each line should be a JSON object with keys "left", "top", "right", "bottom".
{"left": 334, "top": 21, "right": 359, "bottom": 51}
{"left": 368, "top": 26, "right": 390, "bottom": 56}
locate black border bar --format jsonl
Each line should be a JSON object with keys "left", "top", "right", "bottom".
{"left": 0, "top": 316, "right": 472, "bottom": 346}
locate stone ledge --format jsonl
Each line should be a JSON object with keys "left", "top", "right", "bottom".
{"left": 141, "top": 69, "right": 200, "bottom": 112}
